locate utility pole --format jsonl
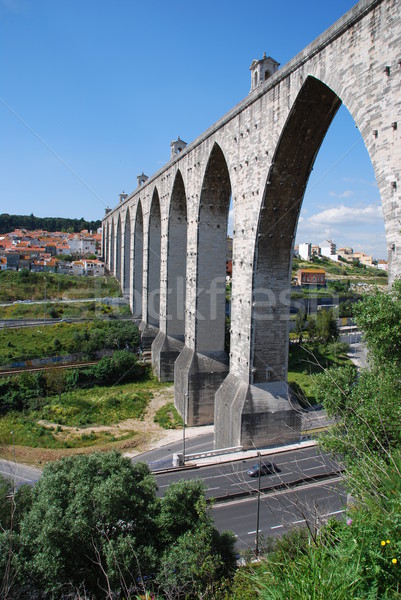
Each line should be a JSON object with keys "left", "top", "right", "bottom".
{"left": 10, "top": 430, "right": 15, "bottom": 495}
{"left": 182, "top": 392, "right": 187, "bottom": 466}
{"left": 255, "top": 451, "right": 262, "bottom": 557}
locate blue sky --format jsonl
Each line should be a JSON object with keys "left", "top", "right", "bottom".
{"left": 0, "top": 0, "right": 386, "bottom": 259}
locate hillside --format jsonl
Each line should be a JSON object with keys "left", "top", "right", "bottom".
{"left": 0, "top": 213, "right": 101, "bottom": 234}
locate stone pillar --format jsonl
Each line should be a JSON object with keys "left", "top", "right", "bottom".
{"left": 152, "top": 171, "right": 187, "bottom": 382}
{"left": 174, "top": 144, "right": 230, "bottom": 426}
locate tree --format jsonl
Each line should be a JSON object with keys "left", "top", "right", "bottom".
{"left": 294, "top": 309, "right": 307, "bottom": 344}
{"left": 17, "top": 452, "right": 159, "bottom": 596}
{"left": 94, "top": 350, "right": 142, "bottom": 385}
{"left": 158, "top": 479, "right": 211, "bottom": 546}
{"left": 315, "top": 308, "right": 339, "bottom": 343}
{"left": 156, "top": 480, "right": 236, "bottom": 599}
{"left": 7, "top": 455, "right": 237, "bottom": 598}
{"left": 104, "top": 321, "right": 141, "bottom": 350}
{"left": 353, "top": 278, "right": 401, "bottom": 367}
{"left": 44, "top": 367, "right": 67, "bottom": 402}
{"left": 315, "top": 281, "right": 401, "bottom": 466}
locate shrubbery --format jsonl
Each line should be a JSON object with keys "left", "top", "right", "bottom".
{"left": 0, "top": 452, "right": 236, "bottom": 599}
{"left": 0, "top": 350, "right": 145, "bottom": 416}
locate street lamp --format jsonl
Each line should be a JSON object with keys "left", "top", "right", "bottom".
{"left": 255, "top": 451, "right": 262, "bottom": 557}
{"left": 10, "top": 430, "right": 15, "bottom": 465}
{"left": 10, "top": 430, "right": 15, "bottom": 494}
{"left": 182, "top": 392, "right": 187, "bottom": 466}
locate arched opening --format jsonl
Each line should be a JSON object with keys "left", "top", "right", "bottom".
{"left": 115, "top": 215, "right": 122, "bottom": 282}
{"left": 133, "top": 202, "right": 143, "bottom": 319}
{"left": 123, "top": 208, "right": 131, "bottom": 299}
{"left": 110, "top": 219, "right": 115, "bottom": 275}
{"left": 196, "top": 143, "right": 231, "bottom": 355}
{"left": 148, "top": 189, "right": 161, "bottom": 328}
{"left": 251, "top": 76, "right": 343, "bottom": 384}
{"left": 167, "top": 171, "right": 187, "bottom": 340}
{"left": 105, "top": 222, "right": 110, "bottom": 267}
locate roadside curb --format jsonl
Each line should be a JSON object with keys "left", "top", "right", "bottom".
{"left": 152, "top": 439, "right": 318, "bottom": 475}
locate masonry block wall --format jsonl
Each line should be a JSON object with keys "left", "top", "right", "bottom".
{"left": 103, "top": 0, "right": 401, "bottom": 449}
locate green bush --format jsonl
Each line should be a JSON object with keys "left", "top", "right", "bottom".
{"left": 154, "top": 402, "right": 183, "bottom": 429}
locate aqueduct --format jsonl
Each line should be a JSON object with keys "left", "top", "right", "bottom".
{"left": 102, "top": 0, "right": 401, "bottom": 449}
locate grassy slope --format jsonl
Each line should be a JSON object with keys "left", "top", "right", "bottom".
{"left": 0, "top": 270, "right": 121, "bottom": 302}
{"left": 0, "top": 377, "right": 168, "bottom": 452}
{"left": 0, "top": 300, "right": 131, "bottom": 320}
{"left": 292, "top": 256, "right": 388, "bottom": 284}
{"left": 0, "top": 321, "right": 104, "bottom": 365}
{"left": 287, "top": 342, "right": 353, "bottom": 406}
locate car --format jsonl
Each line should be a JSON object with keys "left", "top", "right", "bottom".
{"left": 247, "top": 461, "right": 280, "bottom": 477}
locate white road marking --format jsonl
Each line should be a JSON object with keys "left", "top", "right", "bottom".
{"left": 322, "top": 509, "right": 345, "bottom": 518}
{"left": 0, "top": 470, "right": 34, "bottom": 482}
{"left": 292, "top": 519, "right": 306, "bottom": 525}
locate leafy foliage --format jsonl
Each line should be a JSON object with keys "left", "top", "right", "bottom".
{"left": 353, "top": 278, "right": 401, "bottom": 367}
{"left": 153, "top": 402, "right": 183, "bottom": 429}
{"left": 0, "top": 213, "right": 101, "bottom": 234}
{"left": 0, "top": 454, "right": 236, "bottom": 599}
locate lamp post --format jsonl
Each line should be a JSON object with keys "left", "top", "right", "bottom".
{"left": 182, "top": 392, "right": 187, "bottom": 466}
{"left": 10, "top": 430, "right": 15, "bottom": 494}
{"left": 255, "top": 451, "right": 262, "bottom": 557}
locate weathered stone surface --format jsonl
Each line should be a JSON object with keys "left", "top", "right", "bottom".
{"left": 152, "top": 331, "right": 184, "bottom": 382}
{"left": 103, "top": 0, "right": 401, "bottom": 448}
{"left": 139, "top": 322, "right": 159, "bottom": 350}
{"left": 174, "top": 348, "right": 229, "bottom": 426}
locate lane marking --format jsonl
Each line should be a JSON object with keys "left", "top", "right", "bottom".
{"left": 322, "top": 509, "right": 345, "bottom": 518}
{"left": 0, "top": 469, "right": 35, "bottom": 482}
{"left": 292, "top": 519, "right": 306, "bottom": 525}
{"left": 271, "top": 524, "right": 284, "bottom": 530}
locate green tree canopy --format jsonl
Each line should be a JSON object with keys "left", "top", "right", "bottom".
{"left": 353, "top": 278, "right": 401, "bottom": 366}
{"left": 18, "top": 452, "right": 158, "bottom": 595}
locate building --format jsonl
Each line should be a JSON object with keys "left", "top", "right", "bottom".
{"left": 298, "top": 242, "right": 311, "bottom": 261}
{"left": 377, "top": 259, "right": 388, "bottom": 271}
{"left": 352, "top": 251, "right": 374, "bottom": 266}
{"left": 320, "top": 240, "right": 337, "bottom": 258}
{"left": 249, "top": 53, "right": 280, "bottom": 92}
{"left": 297, "top": 268, "right": 326, "bottom": 286}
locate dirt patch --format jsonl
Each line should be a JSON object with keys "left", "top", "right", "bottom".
{"left": 2, "top": 385, "right": 180, "bottom": 467}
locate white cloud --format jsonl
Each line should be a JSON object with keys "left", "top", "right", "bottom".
{"left": 329, "top": 190, "right": 354, "bottom": 198}
{"left": 295, "top": 203, "right": 386, "bottom": 259}
{"left": 307, "top": 203, "right": 382, "bottom": 226}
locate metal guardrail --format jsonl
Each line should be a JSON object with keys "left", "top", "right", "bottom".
{"left": 185, "top": 445, "right": 242, "bottom": 461}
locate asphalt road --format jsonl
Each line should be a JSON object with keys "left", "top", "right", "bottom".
{"left": 151, "top": 445, "right": 341, "bottom": 500}
{"left": 131, "top": 431, "right": 215, "bottom": 469}
{"left": 0, "top": 459, "right": 42, "bottom": 487}
{"left": 213, "top": 477, "right": 346, "bottom": 551}
{"left": 0, "top": 440, "right": 346, "bottom": 551}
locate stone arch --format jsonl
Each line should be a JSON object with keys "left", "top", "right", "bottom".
{"left": 166, "top": 170, "right": 187, "bottom": 339}
{"left": 251, "top": 75, "right": 343, "bottom": 383}
{"left": 133, "top": 202, "right": 143, "bottom": 319}
{"left": 110, "top": 218, "right": 115, "bottom": 275}
{"left": 196, "top": 142, "right": 232, "bottom": 355}
{"left": 105, "top": 221, "right": 110, "bottom": 268}
{"left": 148, "top": 189, "right": 161, "bottom": 328}
{"left": 115, "top": 214, "right": 122, "bottom": 282}
{"left": 123, "top": 207, "right": 131, "bottom": 299}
